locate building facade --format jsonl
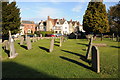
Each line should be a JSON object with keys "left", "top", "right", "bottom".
{"left": 20, "top": 21, "right": 36, "bottom": 35}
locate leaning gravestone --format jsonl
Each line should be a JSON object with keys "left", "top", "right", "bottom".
{"left": 59, "top": 37, "right": 62, "bottom": 47}
{"left": 9, "top": 31, "right": 18, "bottom": 59}
{"left": 91, "top": 46, "right": 100, "bottom": 73}
{"left": 20, "top": 36, "right": 24, "bottom": 45}
{"left": 49, "top": 39, "right": 54, "bottom": 52}
{"left": 85, "top": 37, "right": 93, "bottom": 59}
{"left": 26, "top": 36, "right": 32, "bottom": 50}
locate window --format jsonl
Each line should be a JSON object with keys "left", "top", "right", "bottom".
{"left": 27, "top": 29, "right": 31, "bottom": 33}
{"left": 57, "top": 22, "right": 59, "bottom": 24}
{"left": 55, "top": 31, "right": 57, "bottom": 33}
{"left": 65, "top": 27, "right": 67, "bottom": 29}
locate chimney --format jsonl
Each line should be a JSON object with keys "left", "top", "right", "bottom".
{"left": 63, "top": 18, "right": 65, "bottom": 20}
{"left": 70, "top": 19, "right": 72, "bottom": 22}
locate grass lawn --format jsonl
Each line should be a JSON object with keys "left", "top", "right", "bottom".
{"left": 2, "top": 38, "right": 119, "bottom": 78}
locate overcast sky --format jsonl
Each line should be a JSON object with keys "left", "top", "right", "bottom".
{"left": 16, "top": 1, "right": 118, "bottom": 24}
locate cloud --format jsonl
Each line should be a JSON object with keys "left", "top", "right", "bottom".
{"left": 36, "top": 7, "right": 63, "bottom": 19}
{"left": 72, "top": 5, "right": 82, "bottom": 12}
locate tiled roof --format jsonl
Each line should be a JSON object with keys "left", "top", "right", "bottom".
{"left": 22, "top": 20, "right": 35, "bottom": 24}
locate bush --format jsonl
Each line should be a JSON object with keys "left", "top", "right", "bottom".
{"left": 35, "top": 31, "right": 53, "bottom": 37}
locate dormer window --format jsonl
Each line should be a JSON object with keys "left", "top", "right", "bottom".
{"left": 57, "top": 22, "right": 59, "bottom": 24}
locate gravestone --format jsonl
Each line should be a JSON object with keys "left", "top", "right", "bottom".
{"left": 91, "top": 46, "right": 100, "bottom": 73}
{"left": 112, "top": 33, "right": 115, "bottom": 41}
{"left": 2, "top": 40, "right": 9, "bottom": 50}
{"left": 9, "top": 31, "right": 18, "bottom": 59}
{"left": 116, "top": 35, "right": 119, "bottom": 42}
{"left": 26, "top": 36, "right": 32, "bottom": 50}
{"left": 32, "top": 36, "right": 35, "bottom": 42}
{"left": 49, "top": 39, "right": 54, "bottom": 52}
{"left": 59, "top": 37, "right": 62, "bottom": 47}
{"left": 20, "top": 36, "right": 24, "bottom": 45}
{"left": 85, "top": 37, "right": 93, "bottom": 59}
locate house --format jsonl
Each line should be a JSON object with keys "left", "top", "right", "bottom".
{"left": 53, "top": 18, "right": 69, "bottom": 35}
{"left": 37, "top": 20, "right": 46, "bottom": 31}
{"left": 20, "top": 20, "right": 36, "bottom": 35}
{"left": 37, "top": 16, "right": 85, "bottom": 35}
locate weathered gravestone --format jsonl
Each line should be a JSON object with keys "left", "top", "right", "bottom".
{"left": 59, "top": 37, "right": 62, "bottom": 47}
{"left": 85, "top": 37, "right": 93, "bottom": 59}
{"left": 91, "top": 46, "right": 100, "bottom": 73}
{"left": 2, "top": 40, "right": 9, "bottom": 50}
{"left": 112, "top": 33, "right": 115, "bottom": 41}
{"left": 116, "top": 35, "right": 120, "bottom": 42}
{"left": 32, "top": 36, "right": 35, "bottom": 42}
{"left": 20, "top": 36, "right": 24, "bottom": 45}
{"left": 9, "top": 31, "right": 18, "bottom": 59}
{"left": 26, "top": 36, "right": 32, "bottom": 50}
{"left": 49, "top": 39, "right": 54, "bottom": 52}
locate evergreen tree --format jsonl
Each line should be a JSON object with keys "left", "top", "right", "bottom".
{"left": 108, "top": 1, "right": 120, "bottom": 35}
{"left": 83, "top": 0, "right": 109, "bottom": 34}
{"left": 2, "top": 1, "right": 21, "bottom": 37}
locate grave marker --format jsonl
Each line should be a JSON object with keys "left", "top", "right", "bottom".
{"left": 85, "top": 37, "right": 93, "bottom": 59}
{"left": 49, "top": 39, "right": 54, "bottom": 52}
{"left": 9, "top": 31, "right": 18, "bottom": 59}
{"left": 59, "top": 37, "right": 62, "bottom": 47}
{"left": 26, "top": 36, "right": 32, "bottom": 50}
{"left": 91, "top": 46, "right": 100, "bottom": 73}
{"left": 20, "top": 36, "right": 24, "bottom": 45}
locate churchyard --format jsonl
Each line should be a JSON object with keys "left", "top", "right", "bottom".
{"left": 1, "top": 36, "right": 119, "bottom": 78}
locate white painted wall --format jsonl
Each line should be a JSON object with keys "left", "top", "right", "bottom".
{"left": 62, "top": 21, "right": 69, "bottom": 35}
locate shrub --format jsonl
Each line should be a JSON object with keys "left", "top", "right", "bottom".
{"left": 35, "top": 31, "right": 53, "bottom": 37}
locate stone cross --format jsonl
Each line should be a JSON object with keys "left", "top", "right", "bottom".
{"left": 85, "top": 37, "right": 93, "bottom": 59}
{"left": 49, "top": 39, "right": 54, "bottom": 52}
{"left": 59, "top": 37, "right": 62, "bottom": 47}
{"left": 91, "top": 46, "right": 100, "bottom": 73}
{"left": 9, "top": 31, "right": 18, "bottom": 59}
{"left": 26, "top": 36, "right": 32, "bottom": 50}
{"left": 20, "top": 36, "right": 24, "bottom": 45}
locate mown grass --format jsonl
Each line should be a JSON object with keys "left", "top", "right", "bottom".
{"left": 2, "top": 38, "right": 119, "bottom": 78}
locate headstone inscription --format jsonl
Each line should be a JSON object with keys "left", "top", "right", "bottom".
{"left": 91, "top": 46, "right": 100, "bottom": 73}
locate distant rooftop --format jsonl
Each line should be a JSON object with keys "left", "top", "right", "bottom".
{"left": 21, "top": 20, "right": 35, "bottom": 24}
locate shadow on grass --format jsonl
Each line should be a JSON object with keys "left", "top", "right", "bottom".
{"left": 60, "top": 56, "right": 91, "bottom": 70}
{"left": 20, "top": 45, "right": 27, "bottom": 50}
{"left": 2, "top": 61, "right": 59, "bottom": 79}
{"left": 39, "top": 46, "right": 49, "bottom": 52}
{"left": 55, "top": 41, "right": 60, "bottom": 43}
{"left": 2, "top": 47, "right": 10, "bottom": 57}
{"left": 54, "top": 44, "right": 59, "bottom": 47}
{"left": 110, "top": 46, "right": 120, "bottom": 48}
{"left": 61, "top": 50, "right": 91, "bottom": 64}
{"left": 77, "top": 43, "right": 88, "bottom": 46}
{"left": 61, "top": 50, "right": 85, "bottom": 58}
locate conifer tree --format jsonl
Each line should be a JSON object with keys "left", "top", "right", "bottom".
{"left": 108, "top": 1, "right": 120, "bottom": 35}
{"left": 2, "top": 1, "right": 21, "bottom": 37}
{"left": 83, "top": 0, "right": 109, "bottom": 34}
